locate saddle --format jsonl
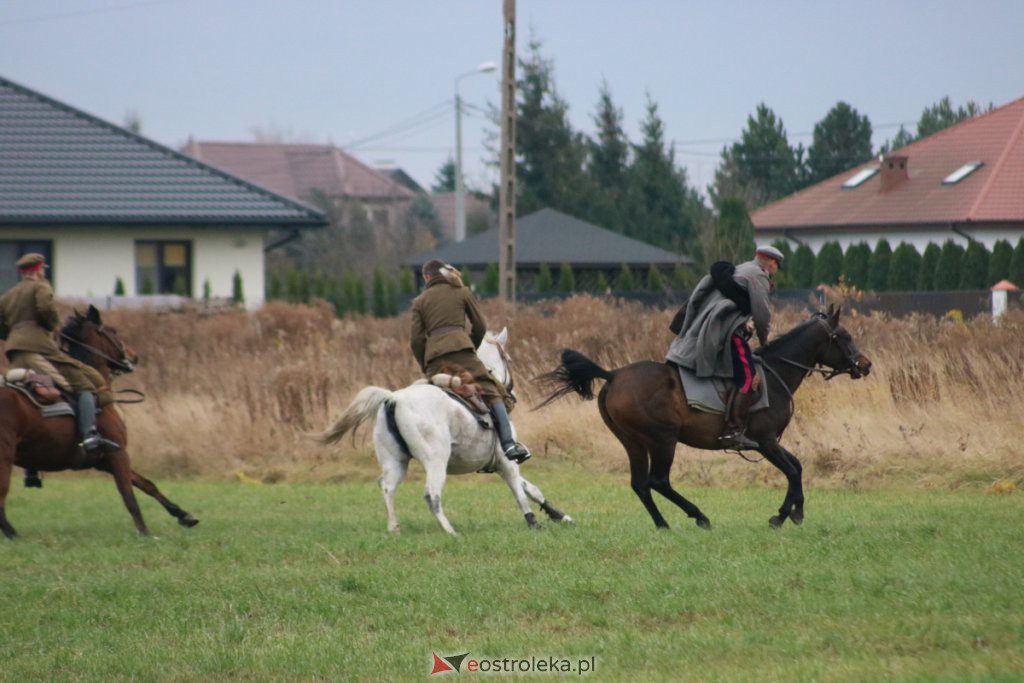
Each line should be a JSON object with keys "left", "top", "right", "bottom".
{"left": 675, "top": 362, "right": 771, "bottom": 416}
{"left": 0, "top": 369, "right": 75, "bottom": 417}
{"left": 415, "top": 367, "right": 493, "bottom": 429}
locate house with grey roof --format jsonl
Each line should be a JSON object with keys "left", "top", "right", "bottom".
{"left": 0, "top": 75, "right": 325, "bottom": 308}
{"left": 406, "top": 208, "right": 694, "bottom": 292}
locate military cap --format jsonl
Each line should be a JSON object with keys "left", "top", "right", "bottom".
{"left": 15, "top": 253, "right": 47, "bottom": 269}
{"left": 755, "top": 245, "right": 785, "bottom": 265}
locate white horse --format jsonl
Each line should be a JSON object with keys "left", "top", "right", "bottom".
{"left": 307, "top": 329, "right": 572, "bottom": 535}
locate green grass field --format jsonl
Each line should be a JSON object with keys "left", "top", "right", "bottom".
{"left": 1, "top": 466, "right": 1022, "bottom": 682}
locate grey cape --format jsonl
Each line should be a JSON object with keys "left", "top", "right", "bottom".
{"left": 666, "top": 259, "right": 772, "bottom": 378}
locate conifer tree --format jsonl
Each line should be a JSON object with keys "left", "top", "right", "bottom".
{"left": 959, "top": 241, "right": 990, "bottom": 289}
{"left": 988, "top": 240, "right": 1013, "bottom": 286}
{"left": 841, "top": 242, "right": 871, "bottom": 289}
{"left": 868, "top": 239, "right": 893, "bottom": 291}
{"left": 813, "top": 241, "right": 844, "bottom": 286}
{"left": 1008, "top": 237, "right": 1024, "bottom": 287}
{"left": 933, "top": 240, "right": 965, "bottom": 290}
{"left": 918, "top": 243, "right": 941, "bottom": 291}
{"left": 615, "top": 263, "right": 636, "bottom": 291}
{"left": 888, "top": 243, "right": 922, "bottom": 291}
{"left": 790, "top": 244, "right": 816, "bottom": 288}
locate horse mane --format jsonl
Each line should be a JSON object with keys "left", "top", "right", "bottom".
{"left": 59, "top": 311, "right": 87, "bottom": 342}
{"left": 760, "top": 313, "right": 828, "bottom": 353}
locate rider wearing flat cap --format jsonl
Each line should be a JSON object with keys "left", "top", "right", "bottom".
{"left": 666, "top": 245, "right": 783, "bottom": 450}
{"left": 410, "top": 259, "right": 530, "bottom": 463}
{"left": 0, "top": 253, "right": 120, "bottom": 464}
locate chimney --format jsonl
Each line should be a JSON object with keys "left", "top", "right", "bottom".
{"left": 879, "top": 154, "right": 909, "bottom": 193}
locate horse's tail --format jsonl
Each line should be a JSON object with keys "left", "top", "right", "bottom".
{"left": 535, "top": 348, "right": 615, "bottom": 408}
{"left": 304, "top": 386, "right": 394, "bottom": 445}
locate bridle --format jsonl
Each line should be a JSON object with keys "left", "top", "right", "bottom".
{"left": 771, "top": 315, "right": 863, "bottom": 382}
{"left": 60, "top": 324, "right": 135, "bottom": 375}
{"left": 485, "top": 337, "right": 515, "bottom": 400}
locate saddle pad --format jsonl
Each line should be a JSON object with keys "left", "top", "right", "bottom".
{"left": 440, "top": 389, "right": 492, "bottom": 429}
{"left": 41, "top": 402, "right": 75, "bottom": 418}
{"left": 677, "top": 364, "right": 770, "bottom": 415}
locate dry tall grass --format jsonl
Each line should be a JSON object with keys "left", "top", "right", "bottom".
{"left": 21, "top": 297, "right": 1024, "bottom": 489}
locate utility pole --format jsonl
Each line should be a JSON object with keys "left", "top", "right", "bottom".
{"left": 498, "top": 0, "right": 517, "bottom": 303}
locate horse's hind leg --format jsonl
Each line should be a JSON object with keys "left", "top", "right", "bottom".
{"left": 0, "top": 451, "right": 17, "bottom": 538}
{"left": 648, "top": 439, "right": 711, "bottom": 530}
{"left": 519, "top": 476, "right": 573, "bottom": 525}
{"left": 378, "top": 451, "right": 409, "bottom": 535}
{"left": 130, "top": 470, "right": 199, "bottom": 528}
{"left": 493, "top": 459, "right": 542, "bottom": 529}
{"left": 421, "top": 457, "right": 457, "bottom": 535}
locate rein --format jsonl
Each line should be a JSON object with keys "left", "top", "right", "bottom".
{"left": 59, "top": 330, "right": 134, "bottom": 374}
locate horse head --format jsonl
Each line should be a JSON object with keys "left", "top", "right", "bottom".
{"left": 812, "top": 305, "right": 872, "bottom": 379}
{"left": 61, "top": 305, "right": 138, "bottom": 377}
{"left": 478, "top": 327, "right": 513, "bottom": 391}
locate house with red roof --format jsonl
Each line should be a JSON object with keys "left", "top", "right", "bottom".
{"left": 180, "top": 140, "right": 417, "bottom": 232}
{"left": 752, "top": 97, "right": 1024, "bottom": 253}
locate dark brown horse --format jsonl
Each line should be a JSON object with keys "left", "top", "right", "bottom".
{"left": 538, "top": 306, "right": 871, "bottom": 530}
{"left": 0, "top": 305, "right": 198, "bottom": 538}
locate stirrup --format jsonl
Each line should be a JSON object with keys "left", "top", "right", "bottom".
{"left": 80, "top": 434, "right": 121, "bottom": 454}
{"left": 719, "top": 432, "right": 758, "bottom": 450}
{"left": 503, "top": 443, "right": 532, "bottom": 464}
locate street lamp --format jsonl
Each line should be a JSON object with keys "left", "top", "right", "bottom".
{"left": 454, "top": 61, "right": 497, "bottom": 242}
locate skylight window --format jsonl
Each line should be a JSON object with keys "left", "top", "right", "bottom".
{"left": 942, "top": 161, "right": 983, "bottom": 185}
{"left": 841, "top": 167, "right": 879, "bottom": 189}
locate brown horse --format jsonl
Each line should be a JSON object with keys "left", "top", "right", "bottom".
{"left": 538, "top": 306, "right": 871, "bottom": 530}
{"left": 0, "top": 305, "right": 198, "bottom": 538}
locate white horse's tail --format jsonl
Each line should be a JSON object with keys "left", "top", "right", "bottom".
{"left": 305, "top": 386, "right": 394, "bottom": 445}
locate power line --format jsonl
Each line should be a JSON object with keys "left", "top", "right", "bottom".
{"left": 341, "top": 100, "right": 450, "bottom": 150}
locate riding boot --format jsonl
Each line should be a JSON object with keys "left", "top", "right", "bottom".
{"left": 489, "top": 399, "right": 531, "bottom": 464}
{"left": 24, "top": 469, "right": 42, "bottom": 489}
{"left": 77, "top": 391, "right": 121, "bottom": 455}
{"left": 719, "top": 391, "right": 759, "bottom": 450}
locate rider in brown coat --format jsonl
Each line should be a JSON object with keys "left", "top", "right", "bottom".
{"left": 410, "top": 259, "right": 530, "bottom": 463}
{"left": 0, "top": 253, "right": 121, "bottom": 469}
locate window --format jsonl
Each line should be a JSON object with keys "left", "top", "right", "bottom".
{"left": 942, "top": 161, "right": 983, "bottom": 185}
{"left": 0, "top": 240, "right": 54, "bottom": 290}
{"left": 841, "top": 167, "right": 879, "bottom": 189}
{"left": 135, "top": 241, "right": 191, "bottom": 295}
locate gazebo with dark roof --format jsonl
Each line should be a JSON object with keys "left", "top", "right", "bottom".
{"left": 405, "top": 207, "right": 694, "bottom": 292}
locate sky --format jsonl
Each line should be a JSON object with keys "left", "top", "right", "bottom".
{"left": 2, "top": 0, "right": 1023, "bottom": 199}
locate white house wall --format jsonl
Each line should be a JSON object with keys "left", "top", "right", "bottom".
{"left": 760, "top": 225, "right": 1024, "bottom": 253}
{"left": 0, "top": 226, "right": 267, "bottom": 309}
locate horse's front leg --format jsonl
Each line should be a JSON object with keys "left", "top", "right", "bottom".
{"left": 98, "top": 451, "right": 150, "bottom": 536}
{"left": 0, "top": 447, "right": 17, "bottom": 538}
{"left": 758, "top": 440, "right": 802, "bottom": 528}
{"left": 494, "top": 457, "right": 542, "bottom": 529}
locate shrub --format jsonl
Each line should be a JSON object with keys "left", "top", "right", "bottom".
{"left": 114, "top": 277, "right": 125, "bottom": 296}
{"left": 615, "top": 264, "right": 636, "bottom": 291}
{"left": 842, "top": 242, "right": 871, "bottom": 289}
{"left": 790, "top": 244, "right": 815, "bottom": 288}
{"left": 557, "top": 262, "right": 575, "bottom": 293}
{"left": 960, "top": 241, "right": 990, "bottom": 289}
{"left": 231, "top": 270, "right": 244, "bottom": 304}
{"left": 988, "top": 240, "right": 1013, "bottom": 286}
{"left": 934, "top": 240, "right": 965, "bottom": 290}
{"left": 536, "top": 263, "right": 553, "bottom": 293}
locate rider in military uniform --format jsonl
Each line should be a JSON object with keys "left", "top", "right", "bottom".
{"left": 666, "top": 245, "right": 783, "bottom": 450}
{"left": 0, "top": 253, "right": 121, "bottom": 476}
{"left": 410, "top": 259, "right": 531, "bottom": 463}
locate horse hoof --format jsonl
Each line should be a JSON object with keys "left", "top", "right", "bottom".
{"left": 559, "top": 515, "right": 575, "bottom": 526}
{"left": 178, "top": 514, "right": 200, "bottom": 528}
{"left": 791, "top": 510, "right": 804, "bottom": 525}
{"left": 769, "top": 515, "right": 784, "bottom": 529}
{"left": 696, "top": 518, "right": 712, "bottom": 530}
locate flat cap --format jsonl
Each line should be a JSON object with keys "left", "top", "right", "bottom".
{"left": 15, "top": 252, "right": 47, "bottom": 269}
{"left": 755, "top": 245, "right": 785, "bottom": 263}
